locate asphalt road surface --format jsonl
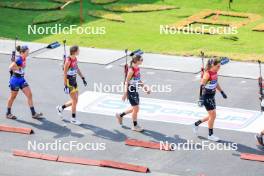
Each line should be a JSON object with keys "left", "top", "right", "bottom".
{"left": 0, "top": 54, "right": 263, "bottom": 176}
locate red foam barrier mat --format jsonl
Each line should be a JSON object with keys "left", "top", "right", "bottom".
{"left": 40, "top": 153, "right": 59, "bottom": 161}
{"left": 100, "top": 160, "right": 149, "bottom": 173}
{"left": 13, "top": 150, "right": 58, "bottom": 161}
{"left": 58, "top": 156, "right": 100, "bottom": 166}
{"left": 125, "top": 138, "right": 172, "bottom": 151}
{"left": 13, "top": 150, "right": 41, "bottom": 159}
{"left": 240, "top": 153, "right": 264, "bottom": 162}
{"left": 13, "top": 149, "right": 150, "bottom": 173}
{"left": 0, "top": 125, "right": 33, "bottom": 134}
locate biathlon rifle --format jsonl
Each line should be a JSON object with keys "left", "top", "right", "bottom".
{"left": 9, "top": 36, "right": 18, "bottom": 77}
{"left": 220, "top": 57, "right": 230, "bottom": 65}
{"left": 198, "top": 51, "right": 205, "bottom": 107}
{"left": 62, "top": 40, "right": 67, "bottom": 70}
{"left": 130, "top": 49, "right": 144, "bottom": 57}
{"left": 258, "top": 60, "right": 264, "bottom": 112}
{"left": 124, "top": 49, "right": 128, "bottom": 84}
{"left": 11, "top": 36, "right": 18, "bottom": 62}
{"left": 29, "top": 41, "right": 60, "bottom": 56}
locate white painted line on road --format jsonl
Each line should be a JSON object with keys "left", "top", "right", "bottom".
{"left": 195, "top": 74, "right": 201, "bottom": 78}
{"left": 194, "top": 74, "right": 201, "bottom": 81}
{"left": 73, "top": 91, "right": 263, "bottom": 133}
{"left": 105, "top": 65, "right": 113, "bottom": 69}
{"left": 146, "top": 71, "right": 155, "bottom": 75}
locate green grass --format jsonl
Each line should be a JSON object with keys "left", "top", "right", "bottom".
{"left": 87, "top": 10, "right": 124, "bottom": 22}
{"left": 1, "top": 0, "right": 264, "bottom": 61}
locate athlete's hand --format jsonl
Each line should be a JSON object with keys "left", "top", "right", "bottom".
{"left": 143, "top": 85, "right": 151, "bottom": 94}
{"left": 11, "top": 51, "right": 15, "bottom": 62}
{"left": 82, "top": 77, "right": 87, "bottom": 87}
{"left": 198, "top": 96, "right": 204, "bottom": 107}
{"left": 146, "top": 88, "right": 151, "bottom": 94}
{"left": 122, "top": 93, "right": 127, "bottom": 102}
{"left": 221, "top": 91, "right": 227, "bottom": 99}
{"left": 64, "top": 86, "right": 70, "bottom": 94}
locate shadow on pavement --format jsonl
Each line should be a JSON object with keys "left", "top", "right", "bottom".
{"left": 198, "top": 136, "right": 264, "bottom": 155}
{"left": 15, "top": 118, "right": 84, "bottom": 139}
{"left": 142, "top": 129, "right": 188, "bottom": 144}
{"left": 80, "top": 124, "right": 127, "bottom": 142}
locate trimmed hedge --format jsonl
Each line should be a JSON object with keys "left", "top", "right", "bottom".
{"left": 91, "top": 0, "right": 119, "bottom": 5}
{"left": 33, "top": 11, "right": 68, "bottom": 24}
{"left": 53, "top": 0, "right": 80, "bottom": 3}
{"left": 221, "top": 36, "right": 239, "bottom": 41}
{"left": 88, "top": 10, "right": 124, "bottom": 22}
{"left": 253, "top": 24, "right": 264, "bottom": 32}
{"left": 0, "top": 1, "right": 61, "bottom": 10}
{"left": 103, "top": 4, "right": 179, "bottom": 12}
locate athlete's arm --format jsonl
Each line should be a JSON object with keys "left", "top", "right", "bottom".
{"left": 122, "top": 70, "right": 133, "bottom": 101}
{"left": 9, "top": 62, "right": 19, "bottom": 71}
{"left": 77, "top": 67, "right": 87, "bottom": 86}
{"left": 9, "top": 57, "right": 23, "bottom": 71}
{"left": 199, "top": 71, "right": 210, "bottom": 98}
{"left": 216, "top": 83, "right": 223, "bottom": 92}
{"left": 201, "top": 71, "right": 210, "bottom": 86}
{"left": 217, "top": 83, "right": 227, "bottom": 98}
{"left": 124, "top": 70, "right": 134, "bottom": 93}
{"left": 77, "top": 67, "right": 84, "bottom": 78}
{"left": 63, "top": 61, "right": 70, "bottom": 86}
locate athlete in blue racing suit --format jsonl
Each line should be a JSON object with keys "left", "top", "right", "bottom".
{"left": 6, "top": 45, "right": 43, "bottom": 119}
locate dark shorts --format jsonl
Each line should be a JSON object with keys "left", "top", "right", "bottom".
{"left": 128, "top": 86, "right": 139, "bottom": 106}
{"left": 9, "top": 76, "right": 29, "bottom": 91}
{"left": 204, "top": 94, "right": 216, "bottom": 111}
{"left": 67, "top": 75, "right": 78, "bottom": 94}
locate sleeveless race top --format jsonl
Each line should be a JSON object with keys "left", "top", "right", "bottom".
{"left": 66, "top": 57, "right": 78, "bottom": 76}
{"left": 13, "top": 55, "right": 26, "bottom": 76}
{"left": 129, "top": 67, "right": 141, "bottom": 86}
{"left": 204, "top": 70, "right": 218, "bottom": 94}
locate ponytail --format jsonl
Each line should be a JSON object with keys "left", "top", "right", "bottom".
{"left": 16, "top": 45, "right": 21, "bottom": 52}
{"left": 16, "top": 45, "right": 29, "bottom": 53}
{"left": 130, "top": 55, "right": 142, "bottom": 68}
{"left": 130, "top": 60, "right": 133, "bottom": 68}
{"left": 205, "top": 58, "right": 220, "bottom": 71}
